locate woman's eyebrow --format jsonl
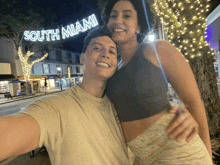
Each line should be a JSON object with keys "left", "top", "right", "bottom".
{"left": 111, "top": 10, "right": 133, "bottom": 13}
{"left": 123, "top": 10, "right": 133, "bottom": 13}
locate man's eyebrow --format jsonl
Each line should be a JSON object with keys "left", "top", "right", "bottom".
{"left": 110, "top": 46, "right": 117, "bottom": 50}
{"left": 90, "top": 42, "right": 102, "bottom": 46}
{"left": 90, "top": 42, "right": 116, "bottom": 50}
{"left": 111, "top": 10, "right": 133, "bottom": 13}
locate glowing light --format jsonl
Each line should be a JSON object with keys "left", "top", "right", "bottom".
{"left": 24, "top": 14, "right": 99, "bottom": 42}
{"left": 148, "top": 35, "right": 155, "bottom": 42}
{"left": 18, "top": 47, "right": 48, "bottom": 82}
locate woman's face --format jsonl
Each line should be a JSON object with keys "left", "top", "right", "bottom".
{"left": 107, "top": 0, "right": 140, "bottom": 44}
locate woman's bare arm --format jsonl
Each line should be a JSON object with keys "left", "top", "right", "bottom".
{"left": 143, "top": 40, "right": 212, "bottom": 158}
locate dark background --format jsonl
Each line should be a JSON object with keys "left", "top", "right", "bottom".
{"left": 22, "top": 0, "right": 220, "bottom": 53}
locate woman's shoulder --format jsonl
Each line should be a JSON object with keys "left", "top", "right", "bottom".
{"left": 141, "top": 39, "right": 174, "bottom": 50}
{"left": 142, "top": 39, "right": 178, "bottom": 58}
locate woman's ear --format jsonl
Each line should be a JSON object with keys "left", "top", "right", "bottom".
{"left": 80, "top": 53, "right": 85, "bottom": 65}
{"left": 136, "top": 25, "right": 141, "bottom": 34}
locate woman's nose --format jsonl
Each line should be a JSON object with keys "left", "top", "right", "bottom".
{"left": 115, "top": 16, "right": 123, "bottom": 24}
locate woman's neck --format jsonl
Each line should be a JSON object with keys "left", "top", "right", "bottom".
{"left": 118, "top": 39, "right": 140, "bottom": 64}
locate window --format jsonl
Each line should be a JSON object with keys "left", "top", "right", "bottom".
{"left": 75, "top": 54, "right": 80, "bottom": 64}
{"left": 71, "top": 66, "right": 73, "bottom": 73}
{"left": 67, "top": 52, "right": 72, "bottom": 63}
{"left": 25, "top": 45, "right": 28, "bottom": 53}
{"left": 31, "top": 65, "right": 34, "bottom": 74}
{"left": 56, "top": 50, "right": 62, "bottom": 61}
{"left": 42, "top": 64, "right": 50, "bottom": 74}
{"left": 76, "top": 66, "right": 80, "bottom": 73}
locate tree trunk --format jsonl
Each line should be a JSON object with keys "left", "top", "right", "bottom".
{"left": 26, "top": 81, "right": 30, "bottom": 95}
{"left": 188, "top": 54, "right": 220, "bottom": 137}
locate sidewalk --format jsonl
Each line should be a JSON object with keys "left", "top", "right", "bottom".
{"left": 0, "top": 147, "right": 51, "bottom": 165}
{"left": 0, "top": 87, "right": 70, "bottom": 105}
{"left": 0, "top": 88, "right": 72, "bottom": 164}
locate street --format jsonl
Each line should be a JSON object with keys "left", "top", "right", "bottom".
{"left": 0, "top": 93, "right": 59, "bottom": 117}
{"left": 0, "top": 94, "right": 59, "bottom": 165}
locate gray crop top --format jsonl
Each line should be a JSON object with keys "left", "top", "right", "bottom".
{"left": 105, "top": 43, "right": 171, "bottom": 122}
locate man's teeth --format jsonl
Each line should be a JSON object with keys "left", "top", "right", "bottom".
{"left": 114, "top": 29, "right": 124, "bottom": 32}
{"left": 97, "top": 62, "right": 109, "bottom": 67}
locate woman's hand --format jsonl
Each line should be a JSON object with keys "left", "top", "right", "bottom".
{"left": 165, "top": 105, "right": 199, "bottom": 143}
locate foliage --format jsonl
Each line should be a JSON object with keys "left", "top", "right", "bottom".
{"left": 152, "top": 0, "right": 215, "bottom": 61}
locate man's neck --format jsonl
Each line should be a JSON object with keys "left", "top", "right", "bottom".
{"left": 79, "top": 78, "right": 107, "bottom": 98}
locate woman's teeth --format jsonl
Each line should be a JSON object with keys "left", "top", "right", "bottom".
{"left": 114, "top": 29, "right": 124, "bottom": 32}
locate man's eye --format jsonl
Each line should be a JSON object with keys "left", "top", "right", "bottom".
{"left": 110, "top": 51, "right": 116, "bottom": 55}
{"left": 94, "top": 47, "right": 100, "bottom": 50}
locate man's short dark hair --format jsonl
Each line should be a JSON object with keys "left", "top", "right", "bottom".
{"left": 82, "top": 25, "right": 114, "bottom": 53}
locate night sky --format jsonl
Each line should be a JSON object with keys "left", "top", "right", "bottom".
{"left": 28, "top": 0, "right": 220, "bottom": 54}
{"left": 28, "top": 0, "right": 102, "bottom": 53}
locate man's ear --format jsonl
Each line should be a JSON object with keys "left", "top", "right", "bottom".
{"left": 80, "top": 53, "right": 85, "bottom": 65}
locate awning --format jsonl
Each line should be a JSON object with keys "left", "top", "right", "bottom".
{"left": 71, "top": 74, "right": 83, "bottom": 77}
{"left": 18, "top": 76, "right": 47, "bottom": 81}
{"left": 47, "top": 74, "right": 83, "bottom": 79}
{"left": 9, "top": 79, "right": 26, "bottom": 83}
{"left": 0, "top": 74, "right": 16, "bottom": 81}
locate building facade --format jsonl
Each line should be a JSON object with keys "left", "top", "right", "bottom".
{"left": 0, "top": 38, "right": 83, "bottom": 96}
{"left": 206, "top": 4, "right": 220, "bottom": 79}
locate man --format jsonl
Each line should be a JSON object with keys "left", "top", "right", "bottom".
{"left": 0, "top": 26, "right": 131, "bottom": 165}
{"left": 0, "top": 26, "right": 199, "bottom": 165}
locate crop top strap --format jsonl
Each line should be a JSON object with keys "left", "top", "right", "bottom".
{"left": 141, "top": 0, "right": 168, "bottom": 87}
{"left": 140, "top": 43, "right": 168, "bottom": 87}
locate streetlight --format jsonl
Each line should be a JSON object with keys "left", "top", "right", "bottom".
{"left": 143, "top": 34, "right": 156, "bottom": 42}
{"left": 57, "top": 67, "right": 62, "bottom": 90}
{"left": 148, "top": 35, "right": 155, "bottom": 42}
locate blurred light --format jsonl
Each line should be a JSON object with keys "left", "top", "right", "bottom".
{"left": 148, "top": 35, "right": 155, "bottom": 42}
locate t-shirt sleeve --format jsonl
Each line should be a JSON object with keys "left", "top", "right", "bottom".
{"left": 19, "top": 97, "right": 62, "bottom": 148}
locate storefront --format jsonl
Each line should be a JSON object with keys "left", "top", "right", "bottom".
{"left": 0, "top": 81, "right": 10, "bottom": 93}
{"left": 0, "top": 74, "right": 16, "bottom": 98}
{"left": 18, "top": 76, "right": 47, "bottom": 94}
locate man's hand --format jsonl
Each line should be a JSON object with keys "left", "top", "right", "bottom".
{"left": 165, "top": 105, "right": 199, "bottom": 143}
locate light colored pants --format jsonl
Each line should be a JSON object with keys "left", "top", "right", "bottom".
{"left": 128, "top": 112, "right": 213, "bottom": 165}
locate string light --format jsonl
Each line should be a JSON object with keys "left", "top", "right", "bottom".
{"left": 18, "top": 47, "right": 48, "bottom": 82}
{"left": 153, "top": 0, "right": 212, "bottom": 59}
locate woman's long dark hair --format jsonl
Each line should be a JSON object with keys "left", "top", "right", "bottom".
{"left": 98, "top": 0, "right": 156, "bottom": 43}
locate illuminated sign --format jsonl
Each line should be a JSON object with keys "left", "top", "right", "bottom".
{"left": 24, "top": 14, "right": 98, "bottom": 42}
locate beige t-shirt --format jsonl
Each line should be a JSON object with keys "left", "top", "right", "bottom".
{"left": 20, "top": 85, "right": 131, "bottom": 165}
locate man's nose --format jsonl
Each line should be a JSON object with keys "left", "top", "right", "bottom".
{"left": 101, "top": 51, "right": 110, "bottom": 59}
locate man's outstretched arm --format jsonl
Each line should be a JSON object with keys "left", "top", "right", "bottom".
{"left": 0, "top": 113, "right": 40, "bottom": 161}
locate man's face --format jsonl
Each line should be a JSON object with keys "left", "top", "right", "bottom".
{"left": 80, "top": 36, "right": 118, "bottom": 81}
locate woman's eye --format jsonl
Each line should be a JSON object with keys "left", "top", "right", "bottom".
{"left": 110, "top": 15, "right": 117, "bottom": 18}
{"left": 124, "top": 15, "right": 130, "bottom": 18}
{"left": 94, "top": 47, "right": 100, "bottom": 50}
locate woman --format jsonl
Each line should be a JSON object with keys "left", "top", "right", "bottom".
{"left": 101, "top": 0, "right": 213, "bottom": 164}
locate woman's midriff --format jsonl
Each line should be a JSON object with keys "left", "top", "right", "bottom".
{"left": 121, "top": 110, "right": 168, "bottom": 143}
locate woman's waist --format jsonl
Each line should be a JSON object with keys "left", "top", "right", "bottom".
{"left": 121, "top": 107, "right": 173, "bottom": 143}
{"left": 116, "top": 102, "right": 171, "bottom": 122}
